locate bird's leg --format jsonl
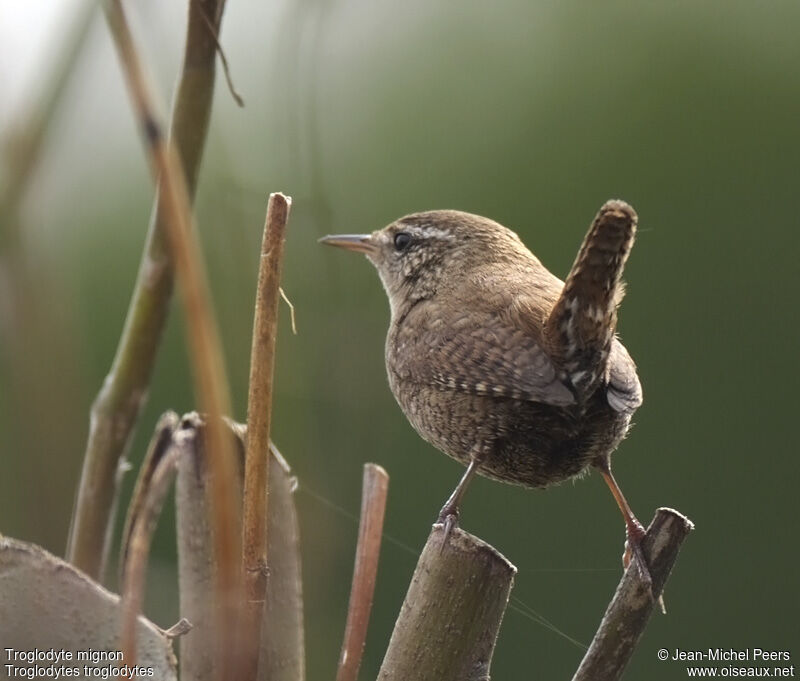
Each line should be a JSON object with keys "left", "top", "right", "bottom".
{"left": 437, "top": 455, "right": 481, "bottom": 547}
{"left": 596, "top": 456, "right": 665, "bottom": 612}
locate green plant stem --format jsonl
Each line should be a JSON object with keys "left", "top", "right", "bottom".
{"left": 98, "top": 2, "right": 243, "bottom": 679}
{"left": 66, "top": 0, "right": 228, "bottom": 581}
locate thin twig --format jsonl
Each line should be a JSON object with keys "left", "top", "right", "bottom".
{"left": 241, "top": 193, "right": 291, "bottom": 681}
{"left": 336, "top": 464, "right": 389, "bottom": 681}
{"left": 572, "top": 508, "right": 694, "bottom": 681}
{"left": 196, "top": 2, "right": 244, "bottom": 107}
{"left": 67, "top": 0, "right": 229, "bottom": 581}
{"left": 163, "top": 619, "right": 193, "bottom": 639}
{"left": 279, "top": 287, "right": 297, "bottom": 334}
{"left": 102, "top": 2, "right": 242, "bottom": 678}
{"left": 120, "top": 415, "right": 182, "bottom": 670}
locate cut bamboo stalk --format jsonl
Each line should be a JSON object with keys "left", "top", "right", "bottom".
{"left": 377, "top": 525, "right": 516, "bottom": 681}
{"left": 572, "top": 508, "right": 694, "bottom": 681}
{"left": 175, "top": 417, "right": 305, "bottom": 681}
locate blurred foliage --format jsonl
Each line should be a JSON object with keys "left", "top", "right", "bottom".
{"left": 1, "top": 1, "right": 798, "bottom": 679}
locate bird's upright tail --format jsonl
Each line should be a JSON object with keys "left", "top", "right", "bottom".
{"left": 545, "top": 200, "right": 637, "bottom": 400}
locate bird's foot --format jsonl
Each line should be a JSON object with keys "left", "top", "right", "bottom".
{"left": 623, "top": 519, "right": 666, "bottom": 614}
{"left": 436, "top": 503, "right": 460, "bottom": 552}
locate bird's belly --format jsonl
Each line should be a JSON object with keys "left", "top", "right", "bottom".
{"left": 390, "top": 378, "right": 630, "bottom": 489}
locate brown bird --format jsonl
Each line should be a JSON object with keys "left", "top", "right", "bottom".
{"left": 321, "top": 200, "right": 653, "bottom": 591}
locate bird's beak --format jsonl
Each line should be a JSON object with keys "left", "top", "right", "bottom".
{"left": 318, "top": 233, "right": 376, "bottom": 255}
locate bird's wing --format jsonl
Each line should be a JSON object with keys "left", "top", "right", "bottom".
{"left": 605, "top": 339, "right": 643, "bottom": 414}
{"left": 404, "top": 296, "right": 576, "bottom": 407}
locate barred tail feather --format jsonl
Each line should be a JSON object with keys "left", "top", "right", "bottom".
{"left": 545, "top": 200, "right": 637, "bottom": 399}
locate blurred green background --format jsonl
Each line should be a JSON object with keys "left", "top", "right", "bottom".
{"left": 1, "top": 0, "right": 798, "bottom": 678}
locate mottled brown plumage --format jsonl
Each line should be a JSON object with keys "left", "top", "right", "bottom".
{"left": 321, "top": 200, "right": 654, "bottom": 591}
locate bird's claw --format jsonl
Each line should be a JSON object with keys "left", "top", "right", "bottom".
{"left": 623, "top": 522, "right": 666, "bottom": 613}
{"left": 436, "top": 506, "right": 460, "bottom": 552}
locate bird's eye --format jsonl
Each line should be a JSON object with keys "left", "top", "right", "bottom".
{"left": 393, "top": 232, "right": 412, "bottom": 252}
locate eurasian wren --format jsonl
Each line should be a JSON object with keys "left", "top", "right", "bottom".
{"left": 321, "top": 200, "right": 652, "bottom": 588}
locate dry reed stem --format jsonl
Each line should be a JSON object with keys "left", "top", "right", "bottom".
{"left": 119, "top": 412, "right": 180, "bottom": 583}
{"left": 336, "top": 464, "right": 389, "bottom": 681}
{"left": 240, "top": 192, "right": 292, "bottom": 680}
{"left": 103, "top": 2, "right": 241, "bottom": 678}
{"left": 67, "top": 0, "right": 229, "bottom": 581}
{"left": 120, "top": 414, "right": 182, "bottom": 671}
